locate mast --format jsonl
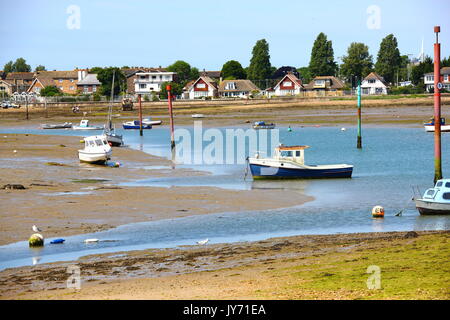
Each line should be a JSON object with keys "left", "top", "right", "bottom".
{"left": 108, "top": 71, "right": 115, "bottom": 131}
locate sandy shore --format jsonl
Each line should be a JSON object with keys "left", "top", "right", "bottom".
{"left": 0, "top": 133, "right": 312, "bottom": 246}
{"left": 1, "top": 231, "right": 448, "bottom": 300}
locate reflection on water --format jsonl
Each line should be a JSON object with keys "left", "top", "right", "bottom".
{"left": 0, "top": 126, "right": 449, "bottom": 270}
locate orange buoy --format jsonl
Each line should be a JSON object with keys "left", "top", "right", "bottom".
{"left": 372, "top": 205, "right": 385, "bottom": 218}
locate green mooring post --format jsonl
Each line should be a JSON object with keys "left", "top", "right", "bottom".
{"left": 357, "top": 80, "right": 362, "bottom": 149}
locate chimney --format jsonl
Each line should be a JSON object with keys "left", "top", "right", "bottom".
{"left": 78, "top": 70, "right": 86, "bottom": 81}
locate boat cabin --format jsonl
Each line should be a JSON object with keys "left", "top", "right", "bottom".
{"left": 424, "top": 117, "right": 445, "bottom": 126}
{"left": 79, "top": 119, "right": 90, "bottom": 128}
{"left": 84, "top": 135, "right": 109, "bottom": 150}
{"left": 422, "top": 179, "right": 450, "bottom": 203}
{"left": 274, "top": 145, "right": 309, "bottom": 165}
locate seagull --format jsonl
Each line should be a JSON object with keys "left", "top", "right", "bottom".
{"left": 196, "top": 238, "right": 209, "bottom": 245}
{"left": 32, "top": 225, "right": 42, "bottom": 233}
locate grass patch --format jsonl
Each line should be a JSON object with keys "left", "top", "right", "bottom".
{"left": 268, "top": 233, "right": 449, "bottom": 299}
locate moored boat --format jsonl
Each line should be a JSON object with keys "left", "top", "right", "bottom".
{"left": 104, "top": 72, "right": 124, "bottom": 146}
{"left": 253, "top": 121, "right": 275, "bottom": 129}
{"left": 143, "top": 118, "right": 162, "bottom": 126}
{"left": 423, "top": 117, "right": 450, "bottom": 132}
{"left": 41, "top": 122, "right": 72, "bottom": 129}
{"left": 73, "top": 119, "right": 103, "bottom": 130}
{"left": 78, "top": 135, "right": 112, "bottom": 164}
{"left": 248, "top": 145, "right": 353, "bottom": 179}
{"left": 122, "top": 120, "right": 152, "bottom": 130}
{"left": 414, "top": 179, "right": 450, "bottom": 215}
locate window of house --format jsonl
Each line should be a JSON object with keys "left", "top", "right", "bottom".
{"left": 315, "top": 80, "right": 325, "bottom": 85}
{"left": 93, "top": 86, "right": 97, "bottom": 92}
{"left": 59, "top": 79, "right": 63, "bottom": 83}
{"left": 152, "top": 76, "right": 157, "bottom": 79}
{"left": 70, "top": 79, "right": 74, "bottom": 83}
{"left": 84, "top": 86, "right": 88, "bottom": 92}
{"left": 140, "top": 84, "right": 146, "bottom": 89}
{"left": 368, "top": 79, "right": 376, "bottom": 84}
{"left": 140, "top": 76, "right": 146, "bottom": 80}
{"left": 197, "top": 83, "right": 206, "bottom": 89}
{"left": 283, "top": 81, "right": 292, "bottom": 87}
{"left": 226, "top": 82, "right": 236, "bottom": 90}
{"left": 70, "top": 86, "right": 74, "bottom": 90}
{"left": 445, "top": 75, "right": 449, "bottom": 82}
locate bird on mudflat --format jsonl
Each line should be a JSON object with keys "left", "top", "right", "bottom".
{"left": 32, "top": 225, "right": 42, "bottom": 233}
{"left": 196, "top": 239, "right": 209, "bottom": 245}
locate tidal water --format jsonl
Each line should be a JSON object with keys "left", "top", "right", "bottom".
{"left": 0, "top": 125, "right": 449, "bottom": 270}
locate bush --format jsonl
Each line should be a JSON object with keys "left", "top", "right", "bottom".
{"left": 389, "top": 85, "right": 424, "bottom": 95}
{"left": 93, "top": 93, "right": 101, "bottom": 101}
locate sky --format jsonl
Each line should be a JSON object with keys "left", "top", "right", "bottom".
{"left": 0, "top": 0, "right": 449, "bottom": 71}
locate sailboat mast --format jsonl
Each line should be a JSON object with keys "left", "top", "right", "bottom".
{"left": 108, "top": 71, "right": 115, "bottom": 130}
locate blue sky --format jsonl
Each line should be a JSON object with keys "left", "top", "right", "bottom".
{"left": 0, "top": 0, "right": 449, "bottom": 71}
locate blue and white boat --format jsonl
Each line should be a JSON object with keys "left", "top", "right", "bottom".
{"left": 414, "top": 179, "right": 450, "bottom": 215}
{"left": 248, "top": 145, "right": 353, "bottom": 179}
{"left": 253, "top": 121, "right": 275, "bottom": 129}
{"left": 122, "top": 120, "right": 152, "bottom": 130}
{"left": 424, "top": 117, "right": 450, "bottom": 132}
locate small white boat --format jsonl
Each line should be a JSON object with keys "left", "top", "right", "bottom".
{"left": 192, "top": 114, "right": 205, "bottom": 118}
{"left": 143, "top": 118, "right": 162, "bottom": 126}
{"left": 78, "top": 135, "right": 112, "bottom": 164}
{"left": 73, "top": 119, "right": 103, "bottom": 130}
{"left": 424, "top": 117, "right": 450, "bottom": 132}
{"left": 414, "top": 179, "right": 450, "bottom": 215}
{"left": 41, "top": 122, "right": 72, "bottom": 129}
{"left": 84, "top": 238, "right": 99, "bottom": 243}
{"left": 248, "top": 145, "right": 353, "bottom": 179}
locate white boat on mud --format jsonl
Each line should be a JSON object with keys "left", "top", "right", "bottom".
{"left": 73, "top": 119, "right": 103, "bottom": 130}
{"left": 192, "top": 114, "right": 205, "bottom": 119}
{"left": 78, "top": 135, "right": 112, "bottom": 164}
{"left": 143, "top": 118, "right": 162, "bottom": 126}
{"left": 414, "top": 179, "right": 450, "bottom": 215}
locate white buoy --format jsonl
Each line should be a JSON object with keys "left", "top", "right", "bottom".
{"left": 341, "top": 128, "right": 347, "bottom": 131}
{"left": 84, "top": 238, "right": 99, "bottom": 243}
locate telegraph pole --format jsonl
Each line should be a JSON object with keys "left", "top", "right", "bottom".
{"left": 433, "top": 26, "right": 442, "bottom": 183}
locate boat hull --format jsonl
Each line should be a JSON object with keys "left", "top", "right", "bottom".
{"left": 424, "top": 125, "right": 450, "bottom": 132}
{"left": 73, "top": 126, "right": 103, "bottom": 130}
{"left": 249, "top": 163, "right": 353, "bottom": 179}
{"left": 414, "top": 199, "right": 450, "bottom": 215}
{"left": 105, "top": 133, "right": 123, "bottom": 146}
{"left": 78, "top": 150, "right": 112, "bottom": 164}
{"left": 122, "top": 124, "right": 152, "bottom": 130}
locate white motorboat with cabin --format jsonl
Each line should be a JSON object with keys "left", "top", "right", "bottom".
{"left": 73, "top": 119, "right": 103, "bottom": 130}
{"left": 414, "top": 179, "right": 450, "bottom": 215}
{"left": 143, "top": 117, "right": 162, "bottom": 126}
{"left": 78, "top": 135, "right": 112, "bottom": 164}
{"left": 423, "top": 117, "right": 450, "bottom": 132}
{"left": 248, "top": 145, "right": 353, "bottom": 179}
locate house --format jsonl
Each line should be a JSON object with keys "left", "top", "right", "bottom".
{"left": 424, "top": 67, "right": 450, "bottom": 92}
{"left": 272, "top": 73, "right": 303, "bottom": 96}
{"left": 303, "top": 76, "right": 345, "bottom": 96}
{"left": 361, "top": 72, "right": 388, "bottom": 95}
{"left": 27, "top": 70, "right": 80, "bottom": 95}
{"left": 76, "top": 73, "right": 101, "bottom": 94}
{"left": 183, "top": 76, "right": 218, "bottom": 99}
{"left": 218, "top": 79, "right": 259, "bottom": 98}
{"left": 0, "top": 72, "right": 34, "bottom": 94}
{"left": 134, "top": 70, "right": 176, "bottom": 95}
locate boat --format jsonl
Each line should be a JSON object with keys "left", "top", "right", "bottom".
{"left": 73, "top": 119, "right": 103, "bottom": 130}
{"left": 41, "top": 122, "right": 72, "bottom": 129}
{"left": 414, "top": 179, "right": 450, "bottom": 215}
{"left": 253, "top": 121, "right": 276, "bottom": 129}
{"left": 104, "top": 72, "right": 124, "bottom": 146}
{"left": 248, "top": 145, "right": 353, "bottom": 179}
{"left": 122, "top": 120, "right": 152, "bottom": 130}
{"left": 50, "top": 238, "right": 65, "bottom": 244}
{"left": 423, "top": 117, "right": 450, "bottom": 132}
{"left": 78, "top": 135, "right": 112, "bottom": 164}
{"left": 143, "top": 118, "right": 162, "bottom": 126}
{"left": 192, "top": 114, "right": 205, "bottom": 118}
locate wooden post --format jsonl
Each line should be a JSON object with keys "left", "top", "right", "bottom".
{"left": 357, "top": 79, "right": 362, "bottom": 149}
{"left": 167, "top": 85, "right": 175, "bottom": 160}
{"left": 138, "top": 94, "right": 143, "bottom": 136}
{"left": 433, "top": 26, "right": 442, "bottom": 183}
{"left": 25, "top": 96, "right": 29, "bottom": 120}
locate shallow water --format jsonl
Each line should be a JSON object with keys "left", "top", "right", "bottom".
{"left": 0, "top": 125, "right": 449, "bottom": 270}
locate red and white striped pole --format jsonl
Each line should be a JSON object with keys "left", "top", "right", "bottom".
{"left": 167, "top": 85, "right": 175, "bottom": 160}
{"left": 433, "top": 26, "right": 442, "bottom": 183}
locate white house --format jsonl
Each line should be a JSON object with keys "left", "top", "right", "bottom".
{"left": 184, "top": 76, "right": 218, "bottom": 99}
{"left": 424, "top": 67, "right": 450, "bottom": 92}
{"left": 134, "top": 70, "right": 176, "bottom": 94}
{"left": 218, "top": 79, "right": 259, "bottom": 98}
{"left": 273, "top": 73, "right": 303, "bottom": 96}
{"left": 361, "top": 72, "right": 388, "bottom": 95}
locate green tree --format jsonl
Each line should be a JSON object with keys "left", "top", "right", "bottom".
{"left": 35, "top": 65, "right": 46, "bottom": 72}
{"left": 247, "top": 39, "right": 272, "bottom": 84}
{"left": 97, "top": 67, "right": 126, "bottom": 97}
{"left": 297, "top": 67, "right": 312, "bottom": 83}
{"left": 411, "top": 56, "right": 433, "bottom": 85}
{"left": 167, "top": 60, "right": 198, "bottom": 84}
{"left": 441, "top": 56, "right": 450, "bottom": 67}
{"left": 340, "top": 42, "right": 373, "bottom": 82}
{"left": 12, "top": 58, "right": 31, "bottom": 72}
{"left": 375, "top": 34, "right": 401, "bottom": 84}
{"left": 89, "top": 67, "right": 104, "bottom": 74}
{"left": 308, "top": 33, "right": 337, "bottom": 77}
{"left": 159, "top": 82, "right": 184, "bottom": 99}
{"left": 3, "top": 61, "right": 14, "bottom": 74}
{"left": 221, "top": 60, "right": 246, "bottom": 80}
{"left": 40, "top": 86, "right": 61, "bottom": 97}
